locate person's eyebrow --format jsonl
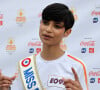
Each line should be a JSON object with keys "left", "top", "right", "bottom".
{"left": 55, "top": 22, "right": 64, "bottom": 25}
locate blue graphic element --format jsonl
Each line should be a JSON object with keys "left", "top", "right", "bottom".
{"left": 29, "top": 48, "right": 34, "bottom": 53}
{"left": 35, "top": 88, "right": 39, "bottom": 90}
{"left": 25, "top": 61, "right": 28, "bottom": 64}
{"left": 90, "top": 78, "right": 95, "bottom": 83}
{"left": 81, "top": 48, "right": 86, "bottom": 53}
{"left": 93, "top": 17, "right": 98, "bottom": 23}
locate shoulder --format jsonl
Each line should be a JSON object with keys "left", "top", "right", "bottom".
{"left": 63, "top": 52, "right": 87, "bottom": 74}
{"left": 66, "top": 54, "right": 86, "bottom": 69}
{"left": 66, "top": 54, "right": 87, "bottom": 78}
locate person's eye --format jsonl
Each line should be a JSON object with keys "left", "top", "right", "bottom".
{"left": 43, "top": 20, "right": 49, "bottom": 25}
{"left": 54, "top": 25, "right": 63, "bottom": 29}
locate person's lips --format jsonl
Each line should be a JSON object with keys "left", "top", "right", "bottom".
{"left": 42, "top": 34, "right": 53, "bottom": 40}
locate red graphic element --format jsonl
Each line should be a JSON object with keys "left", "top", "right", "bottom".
{"left": 21, "top": 58, "right": 31, "bottom": 67}
{"left": 98, "top": 78, "right": 100, "bottom": 83}
{"left": 91, "top": 10, "right": 100, "bottom": 16}
{"left": 80, "top": 41, "right": 95, "bottom": 46}
{"left": 28, "top": 41, "right": 41, "bottom": 47}
{"left": 0, "top": 21, "right": 3, "bottom": 26}
{"left": 89, "top": 48, "right": 94, "bottom": 53}
{"left": 89, "top": 71, "right": 100, "bottom": 76}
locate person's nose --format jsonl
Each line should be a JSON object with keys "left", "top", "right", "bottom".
{"left": 46, "top": 24, "right": 53, "bottom": 33}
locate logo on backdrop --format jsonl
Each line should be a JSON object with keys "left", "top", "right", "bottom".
{"left": 90, "top": 78, "right": 95, "bottom": 83}
{"left": 6, "top": 38, "right": 16, "bottom": 54}
{"left": 38, "top": 12, "right": 42, "bottom": 18}
{"left": 60, "top": 39, "right": 67, "bottom": 51}
{"left": 0, "top": 12, "right": 3, "bottom": 26}
{"left": 28, "top": 39, "right": 42, "bottom": 54}
{"left": 80, "top": 38, "right": 95, "bottom": 54}
{"left": 70, "top": 7, "right": 78, "bottom": 20}
{"left": 91, "top": 7, "right": 100, "bottom": 23}
{"left": 16, "top": 9, "right": 26, "bottom": 26}
{"left": 89, "top": 68, "right": 100, "bottom": 84}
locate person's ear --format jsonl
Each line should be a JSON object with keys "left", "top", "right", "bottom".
{"left": 64, "top": 29, "right": 72, "bottom": 37}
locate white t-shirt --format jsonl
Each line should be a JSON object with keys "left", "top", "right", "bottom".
{"left": 12, "top": 52, "right": 88, "bottom": 90}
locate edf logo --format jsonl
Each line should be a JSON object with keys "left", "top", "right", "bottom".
{"left": 90, "top": 78, "right": 95, "bottom": 83}
{"left": 93, "top": 17, "right": 98, "bottom": 23}
{"left": 81, "top": 48, "right": 86, "bottom": 53}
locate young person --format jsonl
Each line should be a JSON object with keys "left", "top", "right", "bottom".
{"left": 0, "top": 3, "right": 88, "bottom": 90}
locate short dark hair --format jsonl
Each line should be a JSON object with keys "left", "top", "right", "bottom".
{"left": 42, "top": 3, "right": 75, "bottom": 31}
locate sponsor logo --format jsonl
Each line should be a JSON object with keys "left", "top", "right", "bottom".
{"left": 89, "top": 71, "right": 100, "bottom": 77}
{"left": 0, "top": 13, "right": 3, "bottom": 26}
{"left": 16, "top": 9, "right": 26, "bottom": 25}
{"left": 91, "top": 10, "right": 100, "bottom": 16}
{"left": 24, "top": 67, "right": 39, "bottom": 89}
{"left": 22, "top": 58, "right": 31, "bottom": 67}
{"left": 28, "top": 40, "right": 42, "bottom": 54}
{"left": 36, "top": 48, "right": 41, "bottom": 54}
{"left": 90, "top": 78, "right": 95, "bottom": 83}
{"left": 60, "top": 39, "right": 67, "bottom": 51}
{"left": 6, "top": 38, "right": 16, "bottom": 54}
{"left": 93, "top": 17, "right": 98, "bottom": 23}
{"left": 28, "top": 41, "right": 41, "bottom": 47}
{"left": 38, "top": 13, "right": 42, "bottom": 18}
{"left": 71, "top": 7, "right": 78, "bottom": 20}
{"left": 91, "top": 10, "right": 100, "bottom": 23}
{"left": 80, "top": 39, "right": 95, "bottom": 54}
{"left": 89, "top": 48, "right": 94, "bottom": 53}
{"left": 81, "top": 48, "right": 86, "bottom": 53}
{"left": 29, "top": 48, "right": 34, "bottom": 53}
{"left": 98, "top": 78, "right": 100, "bottom": 83}
{"left": 89, "top": 69, "right": 100, "bottom": 84}
{"left": 80, "top": 41, "right": 95, "bottom": 46}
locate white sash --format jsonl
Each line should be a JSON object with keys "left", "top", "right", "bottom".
{"left": 18, "top": 55, "right": 44, "bottom": 90}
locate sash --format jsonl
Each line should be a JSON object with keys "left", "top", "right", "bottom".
{"left": 18, "top": 55, "right": 44, "bottom": 90}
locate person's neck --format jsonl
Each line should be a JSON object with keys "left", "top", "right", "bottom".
{"left": 41, "top": 44, "right": 65, "bottom": 61}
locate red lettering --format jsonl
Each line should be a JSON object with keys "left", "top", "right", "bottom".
{"left": 28, "top": 42, "right": 41, "bottom": 46}
{"left": 80, "top": 41, "right": 95, "bottom": 46}
{"left": 91, "top": 10, "right": 100, "bottom": 16}
{"left": 89, "top": 71, "right": 100, "bottom": 76}
{"left": 0, "top": 14, "right": 3, "bottom": 19}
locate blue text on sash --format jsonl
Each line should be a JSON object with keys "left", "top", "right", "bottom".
{"left": 24, "top": 67, "right": 39, "bottom": 90}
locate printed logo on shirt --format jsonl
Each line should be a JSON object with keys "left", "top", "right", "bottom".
{"left": 48, "top": 75, "right": 64, "bottom": 88}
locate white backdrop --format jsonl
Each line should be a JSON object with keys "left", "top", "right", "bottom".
{"left": 0, "top": 0, "right": 100, "bottom": 90}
